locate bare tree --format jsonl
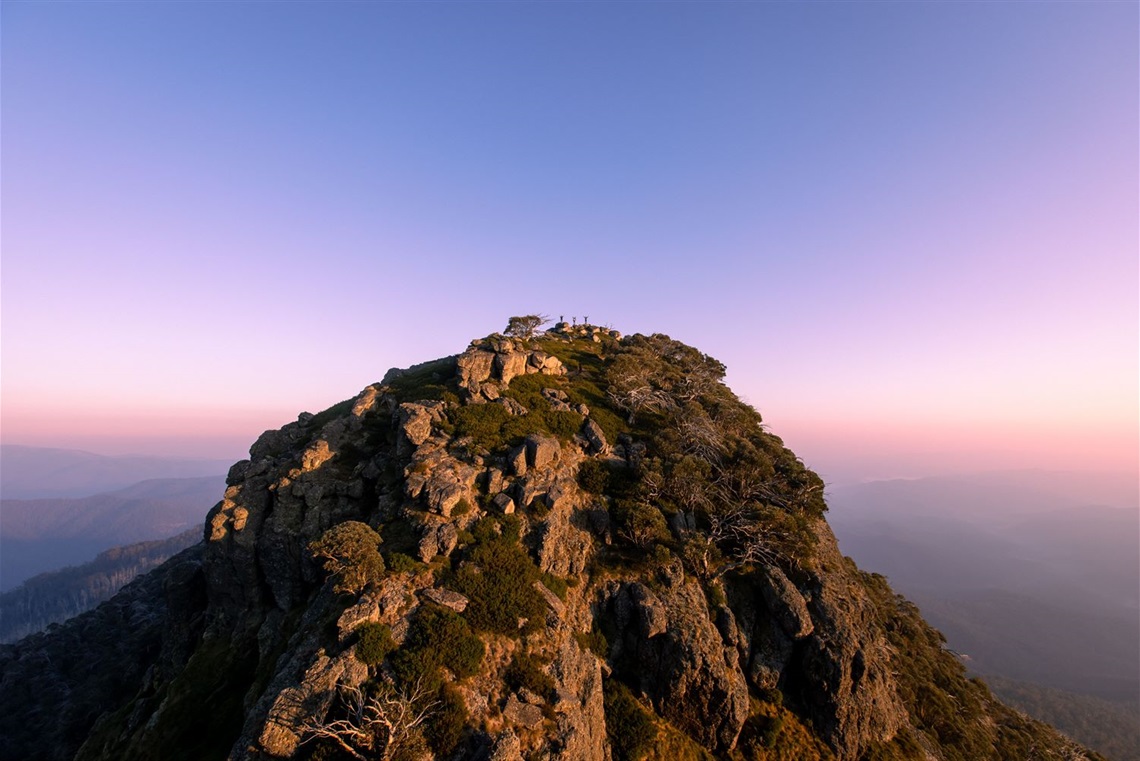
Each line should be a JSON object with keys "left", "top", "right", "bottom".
{"left": 300, "top": 680, "right": 438, "bottom": 760}
{"left": 605, "top": 355, "right": 676, "bottom": 423}
{"left": 676, "top": 405, "right": 726, "bottom": 464}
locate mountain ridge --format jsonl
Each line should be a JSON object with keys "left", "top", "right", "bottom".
{"left": 0, "top": 321, "right": 1103, "bottom": 761}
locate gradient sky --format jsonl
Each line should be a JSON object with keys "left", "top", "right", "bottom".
{"left": 2, "top": 1, "right": 1137, "bottom": 485}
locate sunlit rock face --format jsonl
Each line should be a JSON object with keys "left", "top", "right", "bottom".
{"left": 0, "top": 322, "right": 1105, "bottom": 761}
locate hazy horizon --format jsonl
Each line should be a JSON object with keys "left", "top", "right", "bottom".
{"left": 3, "top": 3, "right": 1136, "bottom": 487}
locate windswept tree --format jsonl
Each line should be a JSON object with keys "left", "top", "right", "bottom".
{"left": 504, "top": 314, "right": 548, "bottom": 340}
{"left": 309, "top": 521, "right": 385, "bottom": 595}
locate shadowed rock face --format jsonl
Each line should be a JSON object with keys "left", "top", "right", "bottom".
{"left": 0, "top": 326, "right": 1106, "bottom": 761}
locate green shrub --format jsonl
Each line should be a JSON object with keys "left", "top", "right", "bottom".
{"left": 604, "top": 680, "right": 658, "bottom": 761}
{"left": 306, "top": 397, "right": 355, "bottom": 431}
{"left": 308, "top": 522, "right": 385, "bottom": 595}
{"left": 734, "top": 701, "right": 835, "bottom": 761}
{"left": 454, "top": 518, "right": 546, "bottom": 636}
{"left": 386, "top": 357, "right": 459, "bottom": 403}
{"left": 543, "top": 409, "right": 584, "bottom": 440}
{"left": 354, "top": 623, "right": 395, "bottom": 666}
{"left": 576, "top": 626, "right": 609, "bottom": 658}
{"left": 540, "top": 572, "right": 569, "bottom": 601}
{"left": 505, "top": 652, "right": 556, "bottom": 701}
{"left": 391, "top": 606, "right": 484, "bottom": 691}
{"left": 450, "top": 403, "right": 513, "bottom": 451}
{"left": 529, "top": 495, "right": 551, "bottom": 520}
{"left": 578, "top": 458, "right": 611, "bottom": 493}
{"left": 385, "top": 552, "right": 423, "bottom": 574}
{"left": 586, "top": 406, "right": 627, "bottom": 445}
{"left": 425, "top": 683, "right": 467, "bottom": 756}
{"left": 502, "top": 373, "right": 563, "bottom": 407}
{"left": 613, "top": 501, "right": 669, "bottom": 550}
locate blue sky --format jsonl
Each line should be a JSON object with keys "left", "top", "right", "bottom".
{"left": 2, "top": 1, "right": 1136, "bottom": 483}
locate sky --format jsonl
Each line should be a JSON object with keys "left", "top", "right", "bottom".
{"left": 2, "top": 1, "right": 1137, "bottom": 486}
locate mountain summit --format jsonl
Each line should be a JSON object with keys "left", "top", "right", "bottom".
{"left": 0, "top": 320, "right": 1103, "bottom": 761}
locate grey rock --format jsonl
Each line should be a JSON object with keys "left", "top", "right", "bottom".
{"left": 495, "top": 351, "right": 529, "bottom": 385}
{"left": 525, "top": 434, "right": 560, "bottom": 471}
{"left": 437, "top": 523, "right": 459, "bottom": 556}
{"left": 609, "top": 575, "right": 750, "bottom": 751}
{"left": 418, "top": 529, "right": 439, "bottom": 563}
{"left": 509, "top": 446, "right": 527, "bottom": 477}
{"left": 496, "top": 397, "right": 529, "bottom": 416}
{"left": 504, "top": 694, "right": 544, "bottom": 726}
{"left": 485, "top": 467, "right": 505, "bottom": 494}
{"left": 227, "top": 459, "right": 252, "bottom": 485}
{"left": 533, "top": 580, "right": 566, "bottom": 618}
{"left": 336, "top": 596, "right": 380, "bottom": 642}
{"left": 259, "top": 649, "right": 368, "bottom": 757}
{"left": 493, "top": 492, "right": 516, "bottom": 515}
{"left": 489, "top": 731, "right": 523, "bottom": 761}
{"left": 398, "top": 403, "right": 435, "bottom": 449}
{"left": 580, "top": 419, "right": 608, "bottom": 455}
{"left": 457, "top": 349, "right": 495, "bottom": 389}
{"left": 422, "top": 587, "right": 469, "bottom": 613}
{"left": 760, "top": 567, "right": 814, "bottom": 640}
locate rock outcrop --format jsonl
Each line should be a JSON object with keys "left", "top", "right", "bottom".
{"left": 0, "top": 322, "right": 1105, "bottom": 761}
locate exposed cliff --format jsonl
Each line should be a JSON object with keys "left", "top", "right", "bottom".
{"left": 0, "top": 322, "right": 1105, "bottom": 761}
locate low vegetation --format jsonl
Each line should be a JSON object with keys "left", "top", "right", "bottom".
{"left": 354, "top": 623, "right": 395, "bottom": 666}
{"left": 451, "top": 516, "right": 546, "bottom": 635}
{"left": 391, "top": 605, "right": 484, "bottom": 690}
{"left": 603, "top": 680, "right": 659, "bottom": 761}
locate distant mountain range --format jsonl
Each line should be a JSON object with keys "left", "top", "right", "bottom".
{"left": 828, "top": 471, "right": 1139, "bottom": 760}
{"left": 1, "top": 460, "right": 227, "bottom": 591}
{"left": 0, "top": 444, "right": 232, "bottom": 499}
{"left": 0, "top": 528, "right": 201, "bottom": 643}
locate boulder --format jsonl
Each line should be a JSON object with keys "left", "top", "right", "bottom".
{"left": 580, "top": 419, "right": 609, "bottom": 455}
{"left": 422, "top": 587, "right": 469, "bottom": 613}
{"left": 398, "top": 403, "right": 435, "bottom": 449}
{"left": 457, "top": 349, "right": 495, "bottom": 389}
{"left": 509, "top": 446, "right": 527, "bottom": 477}
{"left": 525, "top": 434, "right": 560, "bottom": 471}
{"left": 337, "top": 596, "right": 380, "bottom": 642}
{"left": 759, "top": 567, "right": 814, "bottom": 640}
{"left": 489, "top": 731, "right": 523, "bottom": 761}
{"left": 497, "top": 398, "right": 529, "bottom": 416}
{"left": 258, "top": 650, "right": 368, "bottom": 757}
{"left": 437, "top": 523, "right": 459, "bottom": 556}
{"left": 495, "top": 351, "right": 529, "bottom": 385}
{"left": 485, "top": 467, "right": 505, "bottom": 494}
{"left": 504, "top": 694, "right": 545, "bottom": 726}
{"left": 493, "top": 492, "right": 516, "bottom": 515}
{"left": 418, "top": 530, "right": 439, "bottom": 563}
{"left": 608, "top": 572, "right": 750, "bottom": 751}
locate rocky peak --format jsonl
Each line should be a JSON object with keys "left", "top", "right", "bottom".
{"left": 0, "top": 320, "right": 1105, "bottom": 761}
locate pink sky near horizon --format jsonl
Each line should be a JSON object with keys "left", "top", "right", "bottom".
{"left": 2, "top": 3, "right": 1136, "bottom": 486}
